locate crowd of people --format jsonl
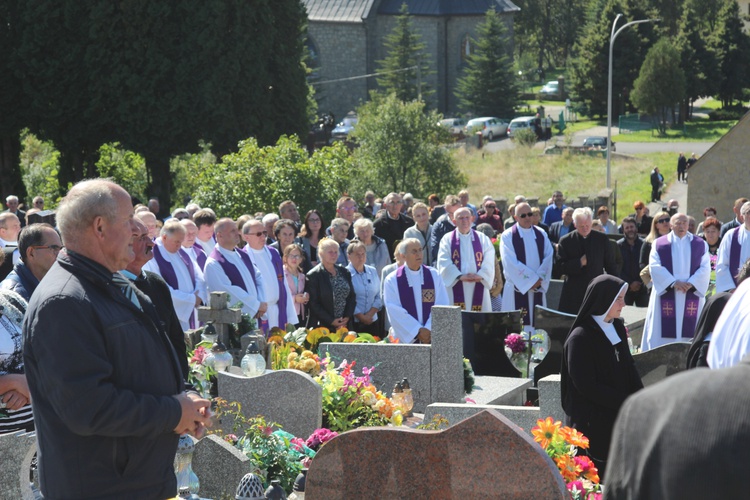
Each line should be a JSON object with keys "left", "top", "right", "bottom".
{"left": 1, "top": 171, "right": 750, "bottom": 496}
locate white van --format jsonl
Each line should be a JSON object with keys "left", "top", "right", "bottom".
{"left": 508, "top": 116, "right": 536, "bottom": 138}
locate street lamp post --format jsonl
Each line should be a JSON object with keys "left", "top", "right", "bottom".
{"left": 607, "top": 14, "right": 660, "bottom": 189}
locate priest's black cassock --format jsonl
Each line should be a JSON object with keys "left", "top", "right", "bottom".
{"left": 556, "top": 229, "right": 616, "bottom": 314}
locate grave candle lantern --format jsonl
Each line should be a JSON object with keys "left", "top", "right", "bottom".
{"left": 201, "top": 321, "right": 218, "bottom": 344}
{"left": 400, "top": 378, "right": 414, "bottom": 417}
{"left": 173, "top": 435, "right": 200, "bottom": 498}
{"left": 391, "top": 381, "right": 404, "bottom": 410}
{"left": 241, "top": 341, "right": 266, "bottom": 377}
{"left": 205, "top": 341, "right": 233, "bottom": 373}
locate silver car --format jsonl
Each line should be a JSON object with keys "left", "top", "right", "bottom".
{"left": 463, "top": 117, "right": 509, "bottom": 141}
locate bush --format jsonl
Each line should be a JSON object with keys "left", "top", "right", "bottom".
{"left": 708, "top": 106, "right": 748, "bottom": 121}
{"left": 513, "top": 128, "right": 538, "bottom": 147}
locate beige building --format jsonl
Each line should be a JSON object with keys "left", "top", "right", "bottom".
{"left": 687, "top": 111, "right": 750, "bottom": 222}
{"left": 739, "top": 1, "right": 750, "bottom": 30}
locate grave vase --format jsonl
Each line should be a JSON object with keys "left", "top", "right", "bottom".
{"left": 174, "top": 435, "right": 200, "bottom": 498}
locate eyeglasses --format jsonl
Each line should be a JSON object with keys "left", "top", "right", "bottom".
{"left": 485, "top": 205, "right": 496, "bottom": 209}
{"left": 517, "top": 212, "right": 533, "bottom": 218}
{"left": 32, "top": 244, "right": 62, "bottom": 253}
{"left": 247, "top": 231, "right": 268, "bottom": 237}
{"left": 287, "top": 254, "right": 302, "bottom": 260}
{"left": 657, "top": 218, "right": 670, "bottom": 224}
{"left": 308, "top": 218, "right": 321, "bottom": 223}
{"left": 339, "top": 206, "right": 356, "bottom": 212}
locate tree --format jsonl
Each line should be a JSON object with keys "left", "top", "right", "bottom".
{"left": 193, "top": 137, "right": 354, "bottom": 221}
{"left": 351, "top": 93, "right": 465, "bottom": 199}
{"left": 631, "top": 39, "right": 686, "bottom": 134}
{"left": 18, "top": 131, "right": 62, "bottom": 207}
{"left": 674, "top": 4, "right": 717, "bottom": 122}
{"left": 376, "top": 3, "right": 433, "bottom": 104}
{"left": 12, "top": 1, "right": 310, "bottom": 210}
{"left": 455, "top": 8, "right": 518, "bottom": 117}
{"left": 708, "top": 0, "right": 750, "bottom": 108}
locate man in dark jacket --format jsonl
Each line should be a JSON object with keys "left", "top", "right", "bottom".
{"left": 1, "top": 223, "right": 62, "bottom": 301}
{"left": 374, "top": 192, "right": 414, "bottom": 260}
{"left": 556, "top": 207, "right": 617, "bottom": 314}
{"left": 23, "top": 180, "right": 211, "bottom": 499}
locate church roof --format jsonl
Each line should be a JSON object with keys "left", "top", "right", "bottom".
{"left": 303, "top": 0, "right": 377, "bottom": 23}
{"left": 377, "top": 0, "right": 520, "bottom": 16}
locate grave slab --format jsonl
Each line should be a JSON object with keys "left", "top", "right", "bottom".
{"left": 217, "top": 369, "right": 322, "bottom": 439}
{"left": 461, "top": 310, "right": 522, "bottom": 377}
{"left": 193, "top": 434, "right": 254, "bottom": 500}
{"left": 470, "top": 375, "right": 532, "bottom": 406}
{"left": 424, "top": 403, "right": 541, "bottom": 437}
{"left": 533, "top": 306, "right": 576, "bottom": 385}
{"left": 545, "top": 279, "right": 564, "bottom": 311}
{"left": 305, "top": 409, "right": 567, "bottom": 499}
{"left": 431, "top": 306, "right": 465, "bottom": 405}
{"left": 0, "top": 430, "right": 36, "bottom": 500}
{"left": 321, "top": 343, "right": 432, "bottom": 412}
{"left": 538, "top": 375, "right": 565, "bottom": 424}
{"left": 633, "top": 342, "right": 691, "bottom": 386}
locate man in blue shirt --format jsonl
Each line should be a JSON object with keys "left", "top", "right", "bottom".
{"left": 542, "top": 191, "right": 567, "bottom": 226}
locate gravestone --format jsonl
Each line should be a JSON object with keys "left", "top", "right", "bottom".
{"left": 305, "top": 409, "right": 567, "bottom": 499}
{"left": 470, "top": 376, "right": 532, "bottom": 406}
{"left": 545, "top": 280, "right": 564, "bottom": 311}
{"left": 196, "top": 291, "right": 242, "bottom": 347}
{"left": 633, "top": 342, "right": 691, "bottom": 386}
{"left": 217, "top": 368, "right": 322, "bottom": 439}
{"left": 461, "top": 310, "right": 522, "bottom": 377}
{"left": 430, "top": 306, "right": 465, "bottom": 406}
{"left": 0, "top": 430, "right": 36, "bottom": 500}
{"left": 533, "top": 306, "right": 576, "bottom": 386}
{"left": 192, "top": 434, "right": 254, "bottom": 500}
{"left": 423, "top": 403, "right": 541, "bottom": 437}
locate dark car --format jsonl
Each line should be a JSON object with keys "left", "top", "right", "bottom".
{"left": 583, "top": 136, "right": 615, "bottom": 151}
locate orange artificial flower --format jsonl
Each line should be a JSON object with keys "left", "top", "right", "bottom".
{"left": 343, "top": 334, "right": 357, "bottom": 343}
{"left": 531, "top": 417, "right": 561, "bottom": 449}
{"left": 561, "top": 426, "right": 590, "bottom": 449}
{"left": 555, "top": 454, "right": 582, "bottom": 483}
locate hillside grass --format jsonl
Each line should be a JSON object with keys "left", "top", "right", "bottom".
{"left": 455, "top": 146, "right": 671, "bottom": 222}
{"left": 613, "top": 119, "right": 736, "bottom": 142}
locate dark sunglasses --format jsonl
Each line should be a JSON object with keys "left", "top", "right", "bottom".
{"left": 657, "top": 218, "right": 670, "bottom": 224}
{"left": 32, "top": 244, "right": 62, "bottom": 253}
{"left": 517, "top": 212, "right": 533, "bottom": 219}
{"left": 248, "top": 231, "right": 268, "bottom": 237}
{"left": 485, "top": 205, "right": 497, "bottom": 209}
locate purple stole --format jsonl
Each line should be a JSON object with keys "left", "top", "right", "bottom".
{"left": 192, "top": 243, "right": 207, "bottom": 270}
{"left": 655, "top": 235, "right": 705, "bottom": 338}
{"left": 153, "top": 245, "right": 198, "bottom": 328}
{"left": 729, "top": 228, "right": 742, "bottom": 288}
{"left": 396, "top": 265, "right": 436, "bottom": 328}
{"left": 450, "top": 229, "right": 484, "bottom": 311}
{"left": 209, "top": 247, "right": 267, "bottom": 333}
{"left": 511, "top": 225, "right": 544, "bottom": 326}
{"left": 243, "top": 246, "right": 290, "bottom": 330}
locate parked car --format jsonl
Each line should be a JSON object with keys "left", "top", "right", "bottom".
{"left": 539, "top": 80, "right": 559, "bottom": 97}
{"left": 463, "top": 117, "right": 509, "bottom": 141}
{"left": 330, "top": 113, "right": 358, "bottom": 143}
{"left": 439, "top": 118, "right": 467, "bottom": 139}
{"left": 508, "top": 116, "right": 537, "bottom": 138}
{"left": 582, "top": 136, "right": 615, "bottom": 151}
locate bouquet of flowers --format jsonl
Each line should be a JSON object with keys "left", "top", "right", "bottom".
{"left": 315, "top": 354, "right": 403, "bottom": 432}
{"left": 531, "top": 417, "right": 601, "bottom": 499}
{"left": 287, "top": 350, "right": 321, "bottom": 377}
{"left": 187, "top": 342, "right": 217, "bottom": 398}
{"left": 505, "top": 333, "right": 528, "bottom": 355}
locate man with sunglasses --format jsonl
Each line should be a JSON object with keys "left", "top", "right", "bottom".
{"left": 500, "top": 203, "right": 554, "bottom": 331}
{"left": 476, "top": 198, "right": 503, "bottom": 233}
{"left": 0, "top": 223, "right": 62, "bottom": 301}
{"left": 240, "top": 219, "right": 297, "bottom": 332}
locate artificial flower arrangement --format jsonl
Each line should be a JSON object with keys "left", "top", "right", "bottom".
{"left": 213, "top": 399, "right": 338, "bottom": 494}
{"left": 187, "top": 342, "right": 217, "bottom": 397}
{"left": 531, "top": 417, "right": 601, "bottom": 499}
{"left": 316, "top": 353, "right": 403, "bottom": 432}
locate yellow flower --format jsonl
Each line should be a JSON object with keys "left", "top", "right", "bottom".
{"left": 287, "top": 352, "right": 298, "bottom": 362}
{"left": 362, "top": 391, "right": 376, "bottom": 406}
{"left": 302, "top": 358, "right": 317, "bottom": 371}
{"left": 301, "top": 350, "right": 314, "bottom": 359}
{"left": 391, "top": 410, "right": 403, "bottom": 426}
{"left": 531, "top": 417, "right": 561, "bottom": 449}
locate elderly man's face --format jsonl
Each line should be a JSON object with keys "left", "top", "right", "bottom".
{"left": 216, "top": 222, "right": 239, "bottom": 249}
{"left": 385, "top": 197, "right": 403, "bottom": 218}
{"left": 162, "top": 230, "right": 185, "bottom": 254}
{"left": 562, "top": 210, "right": 574, "bottom": 225}
{"left": 575, "top": 216, "right": 592, "bottom": 238}
{"left": 30, "top": 227, "right": 63, "bottom": 277}
{"left": 514, "top": 204, "right": 534, "bottom": 229}
{"left": 671, "top": 215, "right": 688, "bottom": 237}
{"left": 280, "top": 204, "right": 300, "bottom": 222}
{"left": 181, "top": 221, "right": 198, "bottom": 247}
{"left": 244, "top": 221, "right": 268, "bottom": 250}
{"left": 454, "top": 208, "right": 473, "bottom": 233}
{"left": 6, "top": 198, "right": 18, "bottom": 212}
{"left": 129, "top": 220, "right": 154, "bottom": 271}
{"left": 331, "top": 224, "right": 349, "bottom": 243}
{"left": 337, "top": 201, "right": 356, "bottom": 222}
{"left": 138, "top": 212, "right": 158, "bottom": 239}
{"left": 0, "top": 215, "right": 21, "bottom": 242}
{"left": 100, "top": 189, "right": 138, "bottom": 272}
{"left": 552, "top": 192, "right": 564, "bottom": 208}
{"left": 404, "top": 241, "right": 423, "bottom": 270}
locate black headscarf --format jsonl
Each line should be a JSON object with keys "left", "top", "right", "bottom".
{"left": 569, "top": 274, "right": 628, "bottom": 334}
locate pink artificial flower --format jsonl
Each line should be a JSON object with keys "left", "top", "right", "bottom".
{"left": 464, "top": 397, "right": 476, "bottom": 404}
{"left": 262, "top": 426, "right": 273, "bottom": 436}
{"left": 567, "top": 480, "right": 584, "bottom": 494}
{"left": 290, "top": 437, "right": 306, "bottom": 452}
{"left": 190, "top": 346, "right": 208, "bottom": 364}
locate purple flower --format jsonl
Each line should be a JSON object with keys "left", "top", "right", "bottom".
{"left": 505, "top": 333, "right": 527, "bottom": 354}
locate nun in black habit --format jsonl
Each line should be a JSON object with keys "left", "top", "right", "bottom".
{"left": 561, "top": 275, "right": 643, "bottom": 479}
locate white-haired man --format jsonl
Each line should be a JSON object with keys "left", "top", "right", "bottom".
{"left": 437, "top": 206, "right": 495, "bottom": 311}
{"left": 374, "top": 192, "right": 415, "bottom": 259}
{"left": 144, "top": 219, "right": 207, "bottom": 330}
{"left": 383, "top": 238, "right": 449, "bottom": 343}
{"left": 5, "top": 195, "right": 26, "bottom": 228}
{"left": 641, "top": 213, "right": 710, "bottom": 351}
{"left": 500, "top": 202, "right": 554, "bottom": 330}
{"left": 181, "top": 218, "right": 208, "bottom": 270}
{"left": 556, "top": 207, "right": 616, "bottom": 314}
{"left": 23, "top": 179, "right": 210, "bottom": 499}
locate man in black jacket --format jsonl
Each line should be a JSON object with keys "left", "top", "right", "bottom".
{"left": 23, "top": 180, "right": 211, "bottom": 499}
{"left": 556, "top": 207, "right": 617, "bottom": 314}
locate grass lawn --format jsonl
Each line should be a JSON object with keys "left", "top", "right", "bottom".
{"left": 613, "top": 119, "right": 737, "bottom": 142}
{"left": 455, "top": 146, "right": 666, "bottom": 222}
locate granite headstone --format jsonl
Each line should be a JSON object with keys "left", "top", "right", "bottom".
{"left": 461, "top": 310, "right": 522, "bottom": 377}
{"left": 0, "top": 430, "right": 36, "bottom": 500}
{"left": 633, "top": 342, "right": 691, "bottom": 386}
{"left": 532, "top": 305, "right": 576, "bottom": 385}
{"left": 192, "top": 434, "right": 254, "bottom": 500}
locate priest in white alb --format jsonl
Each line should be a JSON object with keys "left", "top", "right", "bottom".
{"left": 241, "top": 218, "right": 298, "bottom": 332}
{"left": 143, "top": 219, "right": 207, "bottom": 331}
{"left": 436, "top": 207, "right": 495, "bottom": 311}
{"left": 500, "top": 202, "right": 554, "bottom": 331}
{"left": 715, "top": 201, "right": 750, "bottom": 293}
{"left": 383, "top": 238, "right": 449, "bottom": 343}
{"left": 641, "top": 213, "right": 710, "bottom": 351}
